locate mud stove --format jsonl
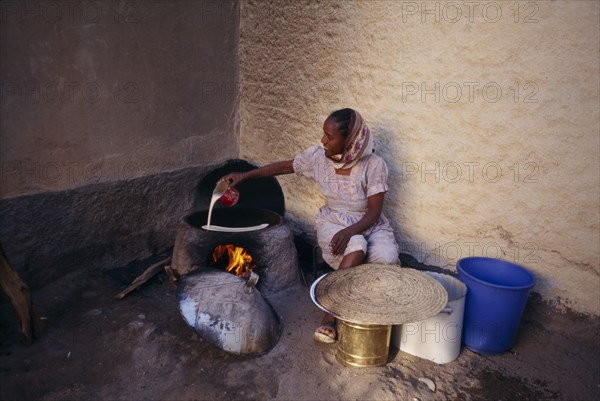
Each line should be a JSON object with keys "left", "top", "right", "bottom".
{"left": 171, "top": 161, "right": 300, "bottom": 355}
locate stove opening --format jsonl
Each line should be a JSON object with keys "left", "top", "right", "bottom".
{"left": 210, "top": 244, "right": 256, "bottom": 277}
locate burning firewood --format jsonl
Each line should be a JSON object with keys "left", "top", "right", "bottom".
{"left": 211, "top": 244, "right": 256, "bottom": 277}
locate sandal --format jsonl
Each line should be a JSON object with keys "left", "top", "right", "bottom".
{"left": 314, "top": 319, "right": 337, "bottom": 344}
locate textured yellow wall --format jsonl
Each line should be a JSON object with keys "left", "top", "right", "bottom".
{"left": 240, "top": 1, "right": 599, "bottom": 314}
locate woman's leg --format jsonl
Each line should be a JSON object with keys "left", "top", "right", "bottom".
{"left": 319, "top": 233, "right": 368, "bottom": 269}
{"left": 365, "top": 229, "right": 400, "bottom": 265}
{"left": 314, "top": 220, "right": 369, "bottom": 342}
{"left": 338, "top": 250, "right": 366, "bottom": 269}
{"left": 315, "top": 250, "right": 365, "bottom": 342}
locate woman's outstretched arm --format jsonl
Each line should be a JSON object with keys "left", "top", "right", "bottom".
{"left": 221, "top": 160, "right": 294, "bottom": 187}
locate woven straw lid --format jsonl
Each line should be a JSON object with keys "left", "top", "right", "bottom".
{"left": 313, "top": 264, "right": 448, "bottom": 325}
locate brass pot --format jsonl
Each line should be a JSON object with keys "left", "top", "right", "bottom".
{"left": 336, "top": 320, "right": 391, "bottom": 367}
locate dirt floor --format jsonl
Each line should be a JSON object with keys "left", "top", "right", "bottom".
{"left": 1, "top": 248, "right": 599, "bottom": 401}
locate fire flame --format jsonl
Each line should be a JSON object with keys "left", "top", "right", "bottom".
{"left": 211, "top": 244, "right": 256, "bottom": 277}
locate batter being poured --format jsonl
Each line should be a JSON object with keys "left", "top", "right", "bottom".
{"left": 203, "top": 180, "right": 268, "bottom": 232}
{"left": 206, "top": 180, "right": 227, "bottom": 230}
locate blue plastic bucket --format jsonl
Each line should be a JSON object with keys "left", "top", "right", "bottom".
{"left": 457, "top": 257, "right": 535, "bottom": 354}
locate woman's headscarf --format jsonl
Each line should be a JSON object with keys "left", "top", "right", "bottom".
{"left": 329, "top": 109, "right": 374, "bottom": 170}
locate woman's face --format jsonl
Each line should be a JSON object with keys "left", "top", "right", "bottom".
{"left": 321, "top": 118, "right": 346, "bottom": 158}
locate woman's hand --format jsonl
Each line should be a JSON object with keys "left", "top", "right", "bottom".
{"left": 221, "top": 172, "right": 247, "bottom": 188}
{"left": 328, "top": 193, "right": 385, "bottom": 257}
{"left": 329, "top": 228, "right": 354, "bottom": 256}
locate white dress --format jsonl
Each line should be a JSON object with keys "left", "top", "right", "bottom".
{"left": 293, "top": 145, "right": 399, "bottom": 269}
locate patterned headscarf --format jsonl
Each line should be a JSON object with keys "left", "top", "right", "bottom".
{"left": 329, "top": 109, "right": 374, "bottom": 170}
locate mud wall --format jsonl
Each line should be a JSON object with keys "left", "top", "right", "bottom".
{"left": 239, "top": 1, "right": 599, "bottom": 314}
{"left": 1, "top": 1, "right": 239, "bottom": 197}
{"left": 0, "top": 1, "right": 240, "bottom": 285}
